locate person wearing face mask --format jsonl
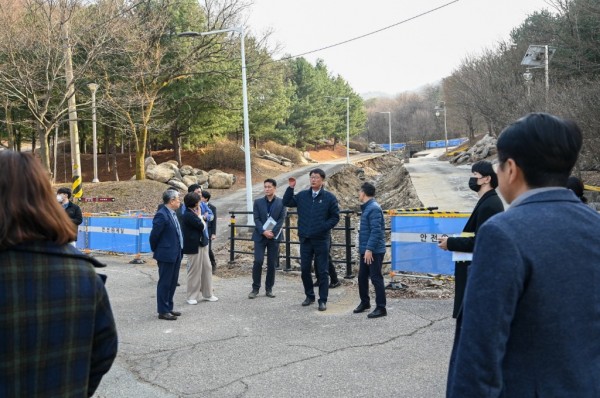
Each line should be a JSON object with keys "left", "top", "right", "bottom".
{"left": 56, "top": 187, "right": 83, "bottom": 246}
{"left": 437, "top": 160, "right": 504, "bottom": 318}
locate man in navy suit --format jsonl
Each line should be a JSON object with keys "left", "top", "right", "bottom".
{"left": 150, "top": 189, "right": 184, "bottom": 321}
{"left": 249, "top": 178, "right": 286, "bottom": 299}
{"left": 447, "top": 113, "right": 600, "bottom": 397}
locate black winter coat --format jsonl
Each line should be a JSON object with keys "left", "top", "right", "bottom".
{"left": 181, "top": 209, "right": 208, "bottom": 254}
{"left": 282, "top": 187, "right": 340, "bottom": 240}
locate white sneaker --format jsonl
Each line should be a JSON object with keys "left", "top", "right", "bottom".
{"left": 202, "top": 296, "right": 218, "bottom": 302}
{"left": 186, "top": 299, "right": 198, "bottom": 305}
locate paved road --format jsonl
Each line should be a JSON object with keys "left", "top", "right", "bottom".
{"left": 92, "top": 255, "right": 453, "bottom": 398}
{"left": 404, "top": 149, "right": 478, "bottom": 212}
{"left": 91, "top": 151, "right": 460, "bottom": 398}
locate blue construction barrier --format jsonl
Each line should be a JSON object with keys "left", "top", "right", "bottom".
{"left": 76, "top": 215, "right": 154, "bottom": 254}
{"left": 425, "top": 137, "right": 468, "bottom": 149}
{"left": 391, "top": 212, "right": 470, "bottom": 275}
{"left": 378, "top": 143, "right": 407, "bottom": 151}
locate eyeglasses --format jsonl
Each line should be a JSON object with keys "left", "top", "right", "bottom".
{"left": 309, "top": 176, "right": 322, "bottom": 180}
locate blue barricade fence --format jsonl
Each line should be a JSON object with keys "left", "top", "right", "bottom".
{"left": 425, "top": 138, "right": 468, "bottom": 149}
{"left": 76, "top": 215, "right": 154, "bottom": 254}
{"left": 378, "top": 143, "right": 407, "bottom": 151}
{"left": 391, "top": 212, "right": 470, "bottom": 275}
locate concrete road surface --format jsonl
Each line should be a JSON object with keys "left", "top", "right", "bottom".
{"left": 404, "top": 149, "right": 478, "bottom": 212}
{"left": 92, "top": 254, "right": 454, "bottom": 398}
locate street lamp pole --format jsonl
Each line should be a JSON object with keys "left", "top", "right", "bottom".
{"left": 87, "top": 83, "right": 99, "bottom": 183}
{"left": 179, "top": 27, "right": 253, "bottom": 223}
{"left": 378, "top": 111, "right": 391, "bottom": 152}
{"left": 325, "top": 96, "right": 350, "bottom": 164}
{"left": 435, "top": 101, "right": 448, "bottom": 153}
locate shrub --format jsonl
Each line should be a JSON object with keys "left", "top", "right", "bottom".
{"left": 349, "top": 140, "right": 368, "bottom": 152}
{"left": 197, "top": 141, "right": 248, "bottom": 170}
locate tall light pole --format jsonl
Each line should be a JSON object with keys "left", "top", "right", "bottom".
{"left": 179, "top": 27, "right": 253, "bottom": 223}
{"left": 378, "top": 111, "right": 392, "bottom": 152}
{"left": 325, "top": 96, "right": 350, "bottom": 164}
{"left": 434, "top": 101, "right": 448, "bottom": 153}
{"left": 88, "top": 83, "right": 100, "bottom": 183}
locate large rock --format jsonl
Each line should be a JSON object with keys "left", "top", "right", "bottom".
{"left": 167, "top": 179, "right": 187, "bottom": 191}
{"left": 208, "top": 169, "right": 225, "bottom": 175}
{"left": 157, "top": 162, "right": 182, "bottom": 181}
{"left": 208, "top": 172, "right": 234, "bottom": 189}
{"left": 144, "top": 157, "right": 157, "bottom": 171}
{"left": 166, "top": 160, "right": 179, "bottom": 167}
{"left": 146, "top": 163, "right": 176, "bottom": 183}
{"left": 182, "top": 175, "right": 198, "bottom": 186}
{"left": 180, "top": 165, "right": 194, "bottom": 176}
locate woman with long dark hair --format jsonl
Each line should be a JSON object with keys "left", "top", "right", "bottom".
{"left": 0, "top": 151, "right": 117, "bottom": 397}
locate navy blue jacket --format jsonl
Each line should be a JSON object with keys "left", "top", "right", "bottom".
{"left": 181, "top": 209, "right": 208, "bottom": 254}
{"left": 447, "top": 189, "right": 600, "bottom": 397}
{"left": 149, "top": 206, "right": 182, "bottom": 263}
{"left": 252, "top": 196, "right": 286, "bottom": 242}
{"left": 358, "top": 198, "right": 386, "bottom": 254}
{"left": 282, "top": 187, "right": 340, "bottom": 240}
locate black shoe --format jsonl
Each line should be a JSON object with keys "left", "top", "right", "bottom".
{"left": 367, "top": 307, "right": 387, "bottom": 319}
{"left": 302, "top": 297, "right": 315, "bottom": 306}
{"left": 170, "top": 311, "right": 182, "bottom": 317}
{"left": 329, "top": 281, "right": 341, "bottom": 288}
{"left": 353, "top": 303, "right": 371, "bottom": 313}
{"left": 266, "top": 291, "right": 276, "bottom": 298}
{"left": 158, "top": 313, "right": 177, "bottom": 321}
{"left": 248, "top": 290, "right": 259, "bottom": 299}
{"left": 318, "top": 301, "right": 327, "bottom": 311}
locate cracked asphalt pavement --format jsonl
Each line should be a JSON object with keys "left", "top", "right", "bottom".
{"left": 92, "top": 253, "right": 454, "bottom": 398}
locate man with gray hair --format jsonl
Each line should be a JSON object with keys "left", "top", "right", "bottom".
{"left": 150, "top": 189, "right": 184, "bottom": 321}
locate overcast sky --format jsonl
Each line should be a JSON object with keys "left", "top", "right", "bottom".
{"left": 246, "top": 0, "right": 553, "bottom": 96}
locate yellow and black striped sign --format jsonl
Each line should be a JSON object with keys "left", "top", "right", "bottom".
{"left": 71, "top": 174, "right": 82, "bottom": 198}
{"left": 584, "top": 184, "right": 600, "bottom": 192}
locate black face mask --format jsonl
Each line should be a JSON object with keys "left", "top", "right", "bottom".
{"left": 468, "top": 177, "right": 481, "bottom": 192}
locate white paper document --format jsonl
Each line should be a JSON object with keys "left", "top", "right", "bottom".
{"left": 262, "top": 216, "right": 277, "bottom": 231}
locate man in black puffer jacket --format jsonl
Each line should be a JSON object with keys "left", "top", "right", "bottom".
{"left": 283, "top": 168, "right": 340, "bottom": 311}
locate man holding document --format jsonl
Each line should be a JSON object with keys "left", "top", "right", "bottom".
{"left": 249, "top": 178, "right": 287, "bottom": 299}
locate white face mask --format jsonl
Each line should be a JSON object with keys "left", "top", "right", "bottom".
{"left": 57, "top": 194, "right": 64, "bottom": 203}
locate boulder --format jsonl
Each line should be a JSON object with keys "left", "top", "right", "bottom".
{"left": 167, "top": 179, "right": 187, "bottom": 191}
{"left": 180, "top": 165, "right": 194, "bottom": 176}
{"left": 166, "top": 160, "right": 179, "bottom": 167}
{"left": 157, "top": 162, "right": 182, "bottom": 181}
{"left": 182, "top": 175, "right": 198, "bottom": 186}
{"left": 208, "top": 169, "right": 224, "bottom": 175}
{"left": 281, "top": 161, "right": 293, "bottom": 167}
{"left": 144, "top": 157, "right": 157, "bottom": 171}
{"left": 146, "top": 163, "right": 176, "bottom": 183}
{"left": 208, "top": 172, "right": 234, "bottom": 189}
{"left": 196, "top": 172, "right": 209, "bottom": 185}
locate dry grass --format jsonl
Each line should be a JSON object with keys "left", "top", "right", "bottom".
{"left": 197, "top": 141, "right": 248, "bottom": 170}
{"left": 262, "top": 141, "right": 303, "bottom": 163}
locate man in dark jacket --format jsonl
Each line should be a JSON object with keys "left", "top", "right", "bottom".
{"left": 150, "top": 189, "right": 183, "bottom": 321}
{"left": 283, "top": 168, "right": 340, "bottom": 311}
{"left": 353, "top": 182, "right": 387, "bottom": 319}
{"left": 57, "top": 187, "right": 83, "bottom": 244}
{"left": 249, "top": 178, "right": 286, "bottom": 299}
{"left": 447, "top": 113, "right": 600, "bottom": 397}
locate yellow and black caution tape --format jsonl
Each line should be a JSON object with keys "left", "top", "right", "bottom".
{"left": 385, "top": 207, "right": 439, "bottom": 215}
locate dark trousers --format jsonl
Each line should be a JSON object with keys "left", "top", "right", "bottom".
{"left": 208, "top": 238, "right": 216, "bottom": 268}
{"left": 157, "top": 253, "right": 182, "bottom": 314}
{"left": 453, "top": 262, "right": 469, "bottom": 318}
{"left": 314, "top": 252, "right": 339, "bottom": 284}
{"left": 252, "top": 238, "right": 279, "bottom": 291}
{"left": 300, "top": 238, "right": 329, "bottom": 303}
{"left": 358, "top": 252, "right": 386, "bottom": 308}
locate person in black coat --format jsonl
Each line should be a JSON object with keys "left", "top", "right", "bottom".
{"left": 201, "top": 190, "right": 218, "bottom": 273}
{"left": 438, "top": 160, "right": 504, "bottom": 318}
{"left": 282, "top": 168, "right": 340, "bottom": 312}
{"left": 57, "top": 187, "right": 83, "bottom": 244}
